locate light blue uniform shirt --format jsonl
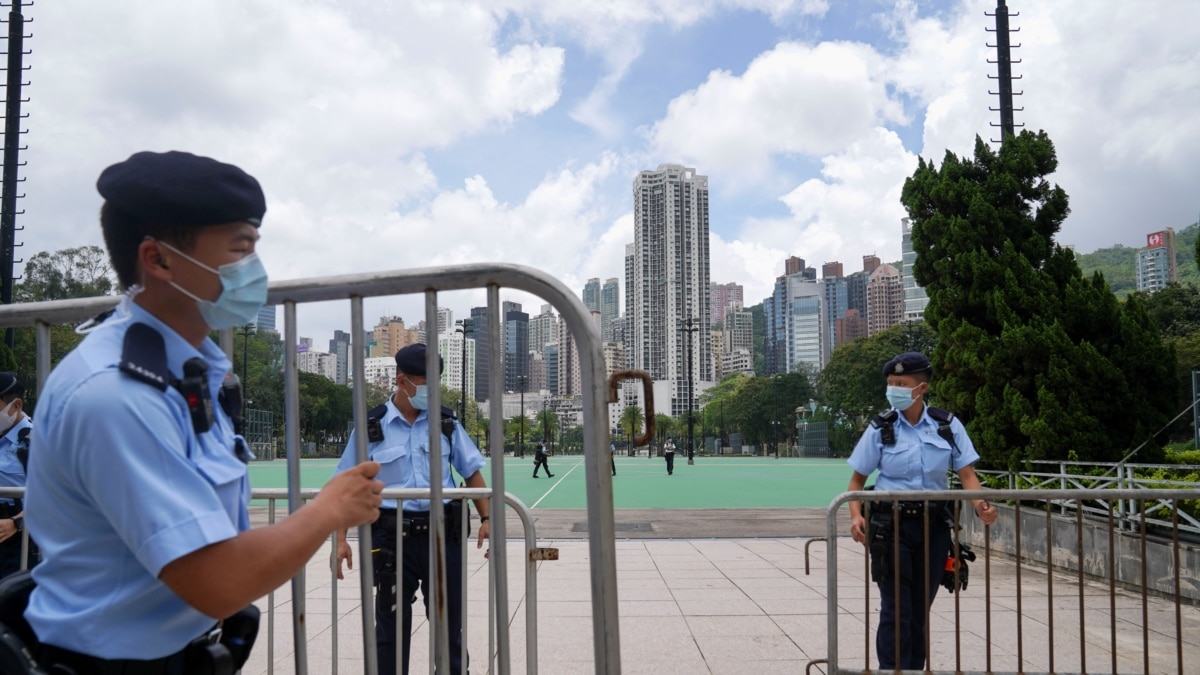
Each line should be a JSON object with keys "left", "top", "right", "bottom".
{"left": 847, "top": 405, "right": 981, "bottom": 491}
{"left": 333, "top": 399, "right": 485, "bottom": 511}
{"left": 0, "top": 415, "right": 32, "bottom": 506}
{"left": 25, "top": 298, "right": 251, "bottom": 659}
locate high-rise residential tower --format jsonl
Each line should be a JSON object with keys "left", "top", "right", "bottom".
{"left": 709, "top": 282, "right": 743, "bottom": 328}
{"left": 901, "top": 218, "right": 929, "bottom": 322}
{"left": 1136, "top": 229, "right": 1177, "bottom": 294}
{"left": 582, "top": 278, "right": 600, "bottom": 312}
{"left": 627, "top": 164, "right": 712, "bottom": 417}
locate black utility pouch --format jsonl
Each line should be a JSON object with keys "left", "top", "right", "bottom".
{"left": 868, "top": 511, "right": 892, "bottom": 583}
{"left": 221, "top": 605, "right": 260, "bottom": 670}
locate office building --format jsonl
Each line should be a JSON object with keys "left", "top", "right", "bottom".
{"left": 254, "top": 305, "right": 276, "bottom": 333}
{"left": 329, "top": 330, "right": 352, "bottom": 385}
{"left": 763, "top": 259, "right": 829, "bottom": 375}
{"left": 504, "top": 301, "right": 529, "bottom": 393}
{"left": 471, "top": 307, "right": 491, "bottom": 402}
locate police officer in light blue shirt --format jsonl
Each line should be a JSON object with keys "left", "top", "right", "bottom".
{"left": 845, "top": 351, "right": 997, "bottom": 671}
{"left": 333, "top": 343, "right": 491, "bottom": 675}
{"left": 23, "top": 151, "right": 383, "bottom": 674}
{"left": 0, "top": 372, "right": 33, "bottom": 579}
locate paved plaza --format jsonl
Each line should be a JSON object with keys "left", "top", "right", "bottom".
{"left": 240, "top": 510, "right": 1200, "bottom": 674}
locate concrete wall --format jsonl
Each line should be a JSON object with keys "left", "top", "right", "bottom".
{"left": 960, "top": 505, "right": 1200, "bottom": 602}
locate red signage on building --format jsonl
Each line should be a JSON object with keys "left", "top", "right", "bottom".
{"left": 1147, "top": 231, "right": 1166, "bottom": 248}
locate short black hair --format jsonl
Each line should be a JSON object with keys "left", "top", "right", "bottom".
{"left": 100, "top": 202, "right": 199, "bottom": 289}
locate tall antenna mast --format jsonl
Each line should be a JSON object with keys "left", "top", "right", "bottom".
{"left": 0, "top": 0, "right": 31, "bottom": 349}
{"left": 986, "top": 0, "right": 1024, "bottom": 144}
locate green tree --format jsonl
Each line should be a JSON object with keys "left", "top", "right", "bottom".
{"left": 902, "top": 131, "right": 1175, "bottom": 467}
{"left": 534, "top": 407, "right": 559, "bottom": 444}
{"left": 698, "top": 371, "right": 815, "bottom": 451}
{"left": 16, "top": 246, "right": 115, "bottom": 302}
{"left": 819, "top": 322, "right": 938, "bottom": 429}
{"left": 505, "top": 415, "right": 531, "bottom": 452}
{"left": 619, "top": 405, "right": 644, "bottom": 449}
{"left": 654, "top": 413, "right": 675, "bottom": 448}
{"left": 2, "top": 247, "right": 119, "bottom": 410}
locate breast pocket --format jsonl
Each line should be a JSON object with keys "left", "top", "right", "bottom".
{"left": 191, "top": 434, "right": 248, "bottom": 501}
{"left": 879, "top": 443, "right": 915, "bottom": 481}
{"left": 372, "top": 442, "right": 413, "bottom": 487}
{"left": 923, "top": 436, "right": 954, "bottom": 482}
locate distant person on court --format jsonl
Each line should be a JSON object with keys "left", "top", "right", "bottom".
{"left": 533, "top": 440, "right": 554, "bottom": 478}
{"left": 845, "top": 351, "right": 996, "bottom": 671}
{"left": 333, "top": 343, "right": 490, "bottom": 675}
{"left": 22, "top": 150, "right": 383, "bottom": 673}
{"left": 663, "top": 438, "right": 676, "bottom": 476}
{"left": 610, "top": 441, "right": 617, "bottom": 476}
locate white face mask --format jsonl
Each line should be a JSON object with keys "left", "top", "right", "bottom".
{"left": 0, "top": 401, "right": 19, "bottom": 429}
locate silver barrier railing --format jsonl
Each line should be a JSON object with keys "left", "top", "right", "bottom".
{"left": 814, "top": 487, "right": 1200, "bottom": 675}
{"left": 0, "top": 262, "right": 621, "bottom": 675}
{"left": 248, "top": 488, "right": 549, "bottom": 674}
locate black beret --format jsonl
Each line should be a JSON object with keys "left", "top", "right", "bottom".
{"left": 0, "top": 372, "right": 21, "bottom": 398}
{"left": 395, "top": 344, "right": 443, "bottom": 377}
{"left": 97, "top": 150, "right": 266, "bottom": 227}
{"left": 883, "top": 352, "right": 931, "bottom": 377}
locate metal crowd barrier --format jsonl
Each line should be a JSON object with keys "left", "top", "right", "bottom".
{"left": 811, "top": 487, "right": 1200, "bottom": 675}
{"left": 249, "top": 488, "right": 549, "bottom": 674}
{"left": 0, "top": 262, "right": 622, "bottom": 675}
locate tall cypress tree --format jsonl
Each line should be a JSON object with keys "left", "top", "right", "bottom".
{"left": 902, "top": 131, "right": 1174, "bottom": 467}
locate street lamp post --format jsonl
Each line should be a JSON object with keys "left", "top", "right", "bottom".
{"left": 236, "top": 324, "right": 255, "bottom": 421}
{"left": 455, "top": 319, "right": 471, "bottom": 428}
{"left": 680, "top": 317, "right": 699, "bottom": 465}
{"left": 517, "top": 374, "right": 527, "bottom": 458}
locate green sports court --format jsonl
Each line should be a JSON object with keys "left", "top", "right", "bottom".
{"left": 247, "top": 455, "right": 851, "bottom": 510}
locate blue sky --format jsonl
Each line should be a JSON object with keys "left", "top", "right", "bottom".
{"left": 17, "top": 0, "right": 1200, "bottom": 346}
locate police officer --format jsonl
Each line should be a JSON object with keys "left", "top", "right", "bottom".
{"left": 333, "top": 343, "right": 490, "bottom": 675}
{"left": 532, "top": 440, "right": 553, "bottom": 478}
{"left": 0, "top": 372, "right": 32, "bottom": 579}
{"left": 23, "top": 151, "right": 383, "bottom": 673}
{"left": 845, "top": 351, "right": 997, "bottom": 671}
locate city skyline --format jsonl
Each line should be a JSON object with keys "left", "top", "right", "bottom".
{"left": 7, "top": 1, "right": 1195, "bottom": 348}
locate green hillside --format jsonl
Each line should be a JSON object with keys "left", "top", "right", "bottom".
{"left": 1075, "top": 221, "right": 1200, "bottom": 297}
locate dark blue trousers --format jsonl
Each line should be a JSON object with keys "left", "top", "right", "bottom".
{"left": 875, "top": 516, "right": 951, "bottom": 671}
{"left": 374, "top": 519, "right": 467, "bottom": 675}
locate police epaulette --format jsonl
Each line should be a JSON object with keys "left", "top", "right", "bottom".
{"left": 870, "top": 409, "right": 899, "bottom": 445}
{"left": 119, "top": 323, "right": 170, "bottom": 391}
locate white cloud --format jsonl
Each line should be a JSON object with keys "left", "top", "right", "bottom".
{"left": 23, "top": 0, "right": 566, "bottom": 261}
{"left": 648, "top": 41, "right": 905, "bottom": 180}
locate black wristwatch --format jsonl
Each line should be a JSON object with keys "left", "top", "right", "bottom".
{"left": 479, "top": 515, "right": 490, "bottom": 523}
{"left": 11, "top": 515, "right": 22, "bottom": 532}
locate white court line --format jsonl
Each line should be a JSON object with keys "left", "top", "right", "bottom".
{"left": 530, "top": 457, "right": 585, "bottom": 509}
